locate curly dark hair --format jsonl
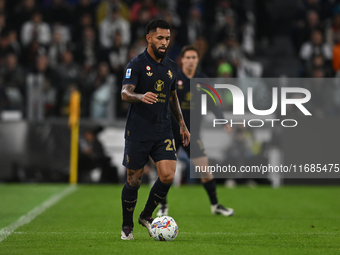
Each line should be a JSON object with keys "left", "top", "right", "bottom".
{"left": 145, "top": 19, "right": 171, "bottom": 35}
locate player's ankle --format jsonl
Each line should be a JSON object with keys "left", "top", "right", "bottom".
{"left": 140, "top": 209, "right": 152, "bottom": 219}
{"left": 122, "top": 221, "right": 133, "bottom": 227}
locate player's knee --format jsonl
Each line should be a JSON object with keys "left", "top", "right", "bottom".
{"left": 126, "top": 169, "right": 143, "bottom": 188}
{"left": 127, "top": 174, "right": 143, "bottom": 188}
{"left": 128, "top": 177, "right": 142, "bottom": 188}
{"left": 201, "top": 177, "right": 213, "bottom": 183}
{"left": 159, "top": 172, "right": 174, "bottom": 185}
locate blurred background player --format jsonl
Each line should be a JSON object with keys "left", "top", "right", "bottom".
{"left": 78, "top": 126, "right": 118, "bottom": 183}
{"left": 120, "top": 19, "right": 190, "bottom": 240}
{"left": 157, "top": 45, "right": 234, "bottom": 217}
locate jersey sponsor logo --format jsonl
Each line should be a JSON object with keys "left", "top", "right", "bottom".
{"left": 185, "top": 92, "right": 192, "bottom": 102}
{"left": 167, "top": 70, "right": 173, "bottom": 79}
{"left": 154, "top": 79, "right": 164, "bottom": 91}
{"left": 146, "top": 65, "right": 151, "bottom": 71}
{"left": 146, "top": 71, "right": 153, "bottom": 76}
{"left": 125, "top": 68, "right": 131, "bottom": 78}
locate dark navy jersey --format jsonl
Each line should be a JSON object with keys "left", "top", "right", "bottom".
{"left": 122, "top": 49, "right": 178, "bottom": 141}
{"left": 171, "top": 69, "right": 224, "bottom": 139}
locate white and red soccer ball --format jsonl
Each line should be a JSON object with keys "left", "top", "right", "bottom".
{"left": 150, "top": 216, "right": 178, "bottom": 241}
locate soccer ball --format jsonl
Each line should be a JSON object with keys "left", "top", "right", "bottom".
{"left": 150, "top": 216, "right": 178, "bottom": 241}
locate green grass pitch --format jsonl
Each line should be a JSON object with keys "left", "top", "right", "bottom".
{"left": 0, "top": 184, "right": 340, "bottom": 254}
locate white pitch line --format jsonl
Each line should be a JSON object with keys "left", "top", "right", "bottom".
{"left": 0, "top": 185, "right": 77, "bottom": 243}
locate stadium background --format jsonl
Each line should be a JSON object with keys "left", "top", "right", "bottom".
{"left": 0, "top": 0, "right": 339, "bottom": 185}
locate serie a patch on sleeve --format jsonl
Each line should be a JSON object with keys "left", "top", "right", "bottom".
{"left": 126, "top": 68, "right": 131, "bottom": 78}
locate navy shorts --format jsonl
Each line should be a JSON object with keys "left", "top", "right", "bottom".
{"left": 123, "top": 138, "right": 177, "bottom": 170}
{"left": 174, "top": 133, "right": 206, "bottom": 159}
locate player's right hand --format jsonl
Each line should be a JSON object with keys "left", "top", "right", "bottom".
{"left": 141, "top": 92, "right": 158, "bottom": 104}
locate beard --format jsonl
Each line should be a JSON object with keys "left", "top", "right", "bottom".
{"left": 151, "top": 43, "right": 167, "bottom": 59}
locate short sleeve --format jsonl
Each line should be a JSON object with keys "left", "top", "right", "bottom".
{"left": 122, "top": 60, "right": 140, "bottom": 87}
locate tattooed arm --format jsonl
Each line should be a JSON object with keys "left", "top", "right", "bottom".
{"left": 170, "top": 90, "right": 190, "bottom": 146}
{"left": 121, "top": 84, "right": 158, "bottom": 104}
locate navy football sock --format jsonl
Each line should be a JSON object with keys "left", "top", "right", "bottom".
{"left": 141, "top": 178, "right": 171, "bottom": 218}
{"left": 161, "top": 196, "right": 167, "bottom": 205}
{"left": 203, "top": 179, "right": 218, "bottom": 205}
{"left": 121, "top": 182, "right": 139, "bottom": 227}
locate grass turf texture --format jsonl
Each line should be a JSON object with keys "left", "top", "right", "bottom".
{"left": 0, "top": 184, "right": 340, "bottom": 255}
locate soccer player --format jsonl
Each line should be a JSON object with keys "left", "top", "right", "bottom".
{"left": 157, "top": 46, "right": 234, "bottom": 217}
{"left": 120, "top": 19, "right": 190, "bottom": 240}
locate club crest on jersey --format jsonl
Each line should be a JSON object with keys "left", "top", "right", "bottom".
{"left": 167, "top": 70, "right": 173, "bottom": 79}
{"left": 154, "top": 79, "right": 165, "bottom": 91}
{"left": 125, "top": 68, "right": 131, "bottom": 78}
{"left": 146, "top": 71, "right": 153, "bottom": 76}
{"left": 146, "top": 66, "right": 151, "bottom": 71}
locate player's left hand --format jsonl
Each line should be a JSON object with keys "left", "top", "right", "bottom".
{"left": 180, "top": 125, "right": 190, "bottom": 147}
